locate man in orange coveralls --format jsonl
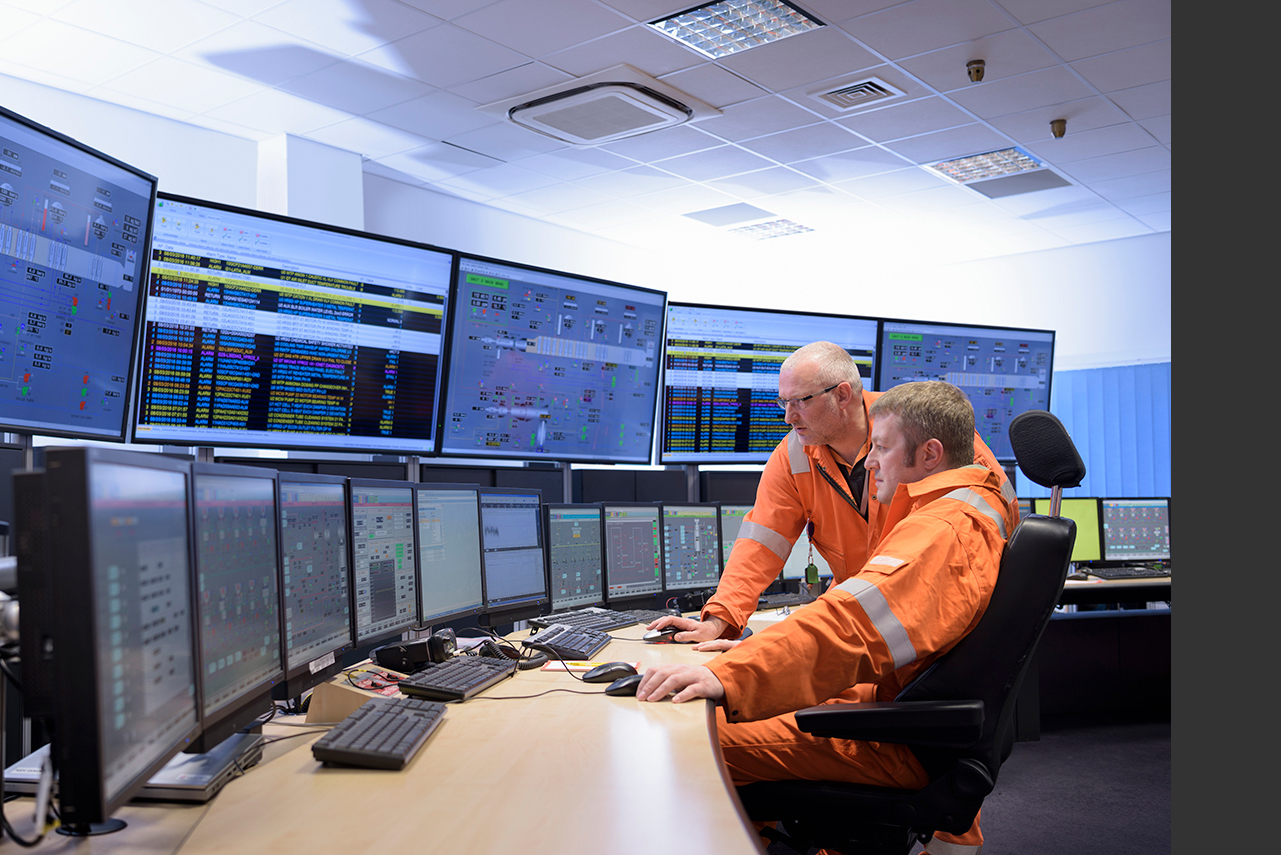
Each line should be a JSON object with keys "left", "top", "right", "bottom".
{"left": 636, "top": 381, "right": 1009, "bottom": 854}
{"left": 650, "top": 341, "right": 1017, "bottom": 646}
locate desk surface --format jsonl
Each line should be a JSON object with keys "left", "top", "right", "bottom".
{"left": 1061, "top": 575, "right": 1171, "bottom": 605}
{"left": 4, "top": 622, "right": 765, "bottom": 855}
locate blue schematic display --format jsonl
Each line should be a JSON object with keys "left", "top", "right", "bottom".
{"left": 440, "top": 255, "right": 666, "bottom": 463}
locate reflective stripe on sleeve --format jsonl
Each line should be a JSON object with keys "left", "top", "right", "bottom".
{"left": 738, "top": 520, "right": 793, "bottom": 562}
{"left": 832, "top": 577, "right": 916, "bottom": 669}
{"left": 925, "top": 837, "right": 982, "bottom": 855}
{"left": 1000, "top": 479, "right": 1018, "bottom": 507}
{"left": 787, "top": 431, "right": 810, "bottom": 474}
{"left": 942, "top": 488, "right": 1007, "bottom": 539}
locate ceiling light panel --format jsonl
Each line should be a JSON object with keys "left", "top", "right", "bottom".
{"left": 927, "top": 147, "right": 1046, "bottom": 184}
{"left": 648, "top": 0, "right": 824, "bottom": 60}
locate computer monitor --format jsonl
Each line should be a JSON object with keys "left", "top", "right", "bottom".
{"left": 348, "top": 479, "right": 418, "bottom": 646}
{"left": 1101, "top": 497, "right": 1171, "bottom": 563}
{"left": 661, "top": 302, "right": 879, "bottom": 463}
{"left": 438, "top": 253, "right": 667, "bottom": 463}
{"left": 0, "top": 106, "right": 157, "bottom": 442}
{"left": 782, "top": 522, "right": 833, "bottom": 580}
{"left": 1034, "top": 497, "right": 1102, "bottom": 563}
{"left": 877, "top": 319, "right": 1055, "bottom": 463}
{"left": 601, "top": 503, "right": 664, "bottom": 607}
{"left": 660, "top": 503, "right": 723, "bottom": 592}
{"left": 18, "top": 447, "right": 200, "bottom": 829}
{"left": 476, "top": 487, "right": 547, "bottom": 625}
{"left": 413, "top": 484, "right": 486, "bottom": 625}
{"left": 544, "top": 503, "right": 606, "bottom": 611}
{"left": 273, "top": 471, "right": 352, "bottom": 701}
{"left": 187, "top": 462, "right": 284, "bottom": 754}
{"left": 130, "top": 192, "right": 455, "bottom": 454}
{"left": 718, "top": 503, "right": 753, "bottom": 567}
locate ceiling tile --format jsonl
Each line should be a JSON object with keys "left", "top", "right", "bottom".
{"left": 737, "top": 121, "right": 866, "bottom": 162}
{"left": 593, "top": 0, "right": 690, "bottom": 21}
{"left": 358, "top": 23, "right": 527, "bottom": 88}
{"left": 574, "top": 165, "right": 688, "bottom": 197}
{"left": 1107, "top": 80, "right": 1170, "bottom": 122}
{"left": 445, "top": 121, "right": 568, "bottom": 161}
{"left": 656, "top": 63, "right": 768, "bottom": 110}
{"left": 1028, "top": 0, "right": 1171, "bottom": 62}
{"left": 1023, "top": 122, "right": 1159, "bottom": 166}
{"left": 651, "top": 145, "right": 776, "bottom": 181}
{"left": 896, "top": 28, "right": 1060, "bottom": 93}
{"left": 0, "top": 20, "right": 160, "bottom": 84}
{"left": 1112, "top": 191, "right": 1169, "bottom": 216}
{"left": 303, "top": 117, "right": 433, "bottom": 159}
{"left": 177, "top": 21, "right": 346, "bottom": 86}
{"left": 877, "top": 183, "right": 984, "bottom": 212}
{"left": 518, "top": 147, "right": 642, "bottom": 180}
{"left": 500, "top": 181, "right": 618, "bottom": 213}
{"left": 1071, "top": 40, "right": 1171, "bottom": 93}
{"left": 835, "top": 166, "right": 952, "bottom": 200}
{"left": 94, "top": 56, "right": 268, "bottom": 115}
{"left": 452, "top": 0, "right": 631, "bottom": 57}
{"left": 1055, "top": 145, "right": 1170, "bottom": 184}
{"left": 599, "top": 124, "right": 721, "bottom": 161}
{"left": 277, "top": 59, "right": 436, "bottom": 115}
{"left": 367, "top": 90, "right": 500, "bottom": 140}
{"left": 436, "top": 162, "right": 563, "bottom": 197}
{"left": 541, "top": 24, "right": 702, "bottom": 78}
{"left": 375, "top": 141, "right": 502, "bottom": 182}
{"left": 251, "top": 0, "right": 442, "bottom": 56}
{"left": 1137, "top": 114, "right": 1169, "bottom": 146}
{"left": 996, "top": 0, "right": 1116, "bottom": 25}
{"left": 451, "top": 62, "right": 575, "bottom": 105}
{"left": 836, "top": 97, "right": 975, "bottom": 143}
{"left": 0, "top": 0, "right": 77, "bottom": 12}
{"left": 789, "top": 145, "right": 911, "bottom": 183}
{"left": 632, "top": 183, "right": 742, "bottom": 215}
{"left": 882, "top": 123, "right": 1012, "bottom": 164}
{"left": 51, "top": 0, "right": 241, "bottom": 53}
{"left": 202, "top": 88, "right": 357, "bottom": 136}
{"left": 1086, "top": 168, "right": 1171, "bottom": 201}
{"left": 696, "top": 96, "right": 824, "bottom": 143}
{"left": 716, "top": 27, "right": 879, "bottom": 93}
{"left": 396, "top": 0, "right": 501, "bottom": 20}
{"left": 985, "top": 96, "right": 1132, "bottom": 144}
{"left": 841, "top": 0, "right": 1016, "bottom": 60}
{"left": 947, "top": 66, "right": 1096, "bottom": 119}
{"left": 703, "top": 166, "right": 821, "bottom": 199}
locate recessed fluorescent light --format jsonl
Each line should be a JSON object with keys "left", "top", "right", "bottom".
{"left": 726, "top": 218, "right": 814, "bottom": 239}
{"left": 927, "top": 147, "right": 1046, "bottom": 184}
{"left": 649, "top": 0, "right": 824, "bottom": 60}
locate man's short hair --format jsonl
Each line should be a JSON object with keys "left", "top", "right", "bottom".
{"left": 782, "top": 341, "right": 864, "bottom": 393}
{"left": 868, "top": 381, "right": 975, "bottom": 468}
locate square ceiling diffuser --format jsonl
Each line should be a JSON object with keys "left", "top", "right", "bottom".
{"left": 926, "top": 147, "right": 1072, "bottom": 198}
{"left": 649, "top": 0, "right": 824, "bottom": 60}
{"left": 508, "top": 82, "right": 694, "bottom": 145}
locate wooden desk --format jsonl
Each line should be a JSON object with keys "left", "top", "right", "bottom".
{"left": 4, "top": 623, "right": 765, "bottom": 855}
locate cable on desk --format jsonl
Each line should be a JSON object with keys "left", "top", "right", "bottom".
{"left": 465, "top": 687, "right": 606, "bottom": 701}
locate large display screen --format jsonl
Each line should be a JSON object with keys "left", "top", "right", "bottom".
{"left": 439, "top": 254, "right": 666, "bottom": 463}
{"left": 131, "top": 193, "right": 454, "bottom": 453}
{"left": 877, "top": 319, "right": 1054, "bottom": 462}
{"left": 0, "top": 106, "right": 157, "bottom": 441}
{"left": 661, "top": 303, "right": 879, "bottom": 463}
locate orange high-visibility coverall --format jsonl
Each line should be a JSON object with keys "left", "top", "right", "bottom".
{"left": 705, "top": 465, "right": 1011, "bottom": 854}
{"left": 701, "top": 390, "right": 1017, "bottom": 638}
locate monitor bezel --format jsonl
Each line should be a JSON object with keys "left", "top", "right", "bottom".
{"left": 600, "top": 501, "right": 666, "bottom": 608}
{"left": 436, "top": 251, "right": 669, "bottom": 464}
{"left": 187, "top": 461, "right": 285, "bottom": 753}
{"left": 875, "top": 315, "right": 1057, "bottom": 464}
{"left": 542, "top": 502, "right": 606, "bottom": 612}
{"left": 347, "top": 476, "right": 421, "bottom": 647}
{"left": 475, "top": 485, "right": 548, "bottom": 626}
{"left": 128, "top": 191, "right": 457, "bottom": 456}
{"left": 659, "top": 501, "right": 724, "bottom": 593}
{"left": 271, "top": 470, "right": 354, "bottom": 701}
{"left": 411, "top": 481, "right": 488, "bottom": 626}
{"left": 1098, "top": 495, "right": 1172, "bottom": 565}
{"left": 659, "top": 300, "right": 882, "bottom": 465}
{"left": 0, "top": 105, "right": 159, "bottom": 443}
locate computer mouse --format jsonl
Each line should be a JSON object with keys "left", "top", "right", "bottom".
{"left": 643, "top": 626, "right": 681, "bottom": 643}
{"left": 582, "top": 661, "right": 638, "bottom": 683}
{"left": 605, "top": 673, "right": 644, "bottom": 696}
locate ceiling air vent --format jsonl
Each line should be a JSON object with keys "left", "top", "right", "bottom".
{"left": 811, "top": 77, "right": 905, "bottom": 112}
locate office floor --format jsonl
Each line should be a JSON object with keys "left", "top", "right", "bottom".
{"left": 764, "top": 712, "right": 1171, "bottom": 855}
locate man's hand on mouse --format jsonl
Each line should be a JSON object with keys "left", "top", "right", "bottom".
{"left": 635, "top": 663, "right": 724, "bottom": 704}
{"left": 647, "top": 614, "right": 729, "bottom": 644}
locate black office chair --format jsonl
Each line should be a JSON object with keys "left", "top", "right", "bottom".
{"left": 734, "top": 410, "right": 1085, "bottom": 855}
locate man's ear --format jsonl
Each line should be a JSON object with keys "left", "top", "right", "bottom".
{"left": 920, "top": 437, "right": 946, "bottom": 472}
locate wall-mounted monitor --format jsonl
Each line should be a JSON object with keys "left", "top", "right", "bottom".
{"left": 0, "top": 106, "right": 157, "bottom": 442}
{"left": 19, "top": 447, "right": 200, "bottom": 829}
{"left": 348, "top": 478, "right": 418, "bottom": 646}
{"left": 877, "top": 319, "right": 1055, "bottom": 463}
{"left": 477, "top": 487, "right": 547, "bottom": 626}
{"left": 660, "top": 302, "right": 879, "bottom": 464}
{"left": 188, "top": 462, "right": 284, "bottom": 754}
{"left": 660, "top": 503, "right": 722, "bottom": 592}
{"left": 439, "top": 254, "right": 666, "bottom": 463}
{"left": 601, "top": 502, "right": 664, "bottom": 607}
{"left": 414, "top": 483, "right": 486, "bottom": 625}
{"left": 544, "top": 503, "right": 605, "bottom": 612}
{"left": 273, "top": 471, "right": 352, "bottom": 701}
{"left": 1034, "top": 497, "right": 1102, "bottom": 563}
{"left": 131, "top": 193, "right": 454, "bottom": 454}
{"left": 1101, "top": 497, "right": 1171, "bottom": 563}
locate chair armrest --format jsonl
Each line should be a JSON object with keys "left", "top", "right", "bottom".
{"left": 794, "top": 700, "right": 985, "bottom": 748}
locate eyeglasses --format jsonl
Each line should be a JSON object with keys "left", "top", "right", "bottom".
{"left": 775, "top": 383, "right": 840, "bottom": 411}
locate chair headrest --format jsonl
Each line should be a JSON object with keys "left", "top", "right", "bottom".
{"left": 1008, "top": 410, "right": 1085, "bottom": 490}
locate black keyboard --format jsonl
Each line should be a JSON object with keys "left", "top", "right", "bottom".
{"left": 625, "top": 608, "right": 686, "bottom": 624}
{"left": 523, "top": 623, "right": 611, "bottom": 660}
{"left": 759, "top": 592, "right": 814, "bottom": 609}
{"left": 1086, "top": 565, "right": 1171, "bottom": 580}
{"left": 529, "top": 607, "right": 639, "bottom": 632}
{"left": 397, "top": 655, "right": 518, "bottom": 702}
{"left": 311, "top": 696, "right": 447, "bottom": 770}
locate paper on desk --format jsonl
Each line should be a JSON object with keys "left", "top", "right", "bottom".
{"left": 541, "top": 660, "right": 641, "bottom": 672}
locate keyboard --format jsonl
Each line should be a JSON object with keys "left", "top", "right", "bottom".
{"left": 529, "top": 607, "right": 640, "bottom": 632}
{"left": 311, "top": 696, "right": 447, "bottom": 770}
{"left": 1086, "top": 565, "right": 1171, "bottom": 580}
{"left": 523, "top": 623, "right": 611, "bottom": 660}
{"left": 397, "top": 655, "right": 518, "bottom": 702}
{"left": 625, "top": 608, "right": 687, "bottom": 624}
{"left": 759, "top": 591, "right": 814, "bottom": 609}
